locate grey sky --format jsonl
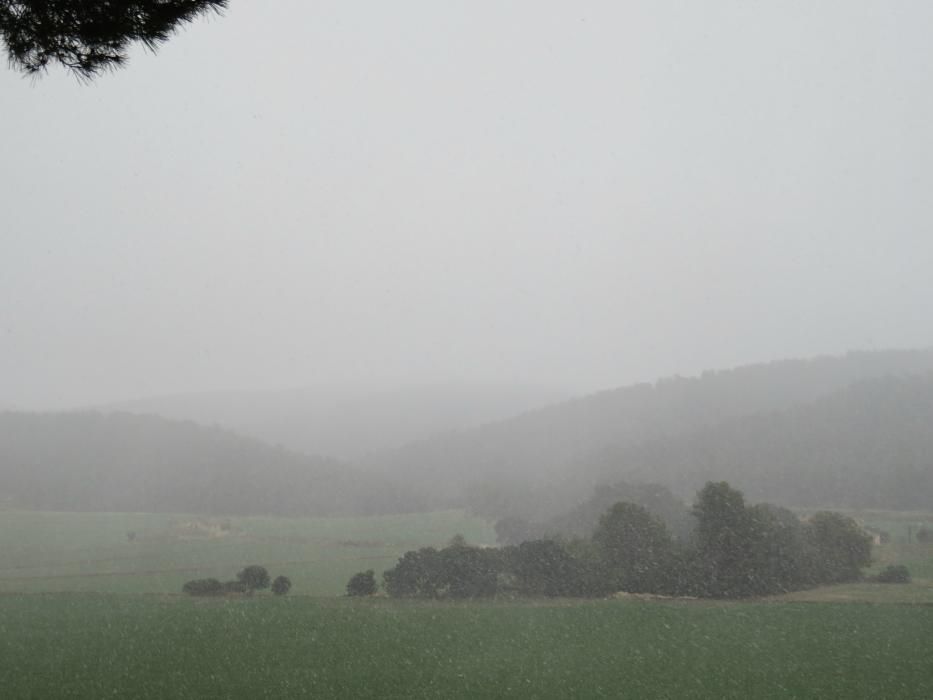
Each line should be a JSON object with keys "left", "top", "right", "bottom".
{"left": 2, "top": 1, "right": 933, "bottom": 409}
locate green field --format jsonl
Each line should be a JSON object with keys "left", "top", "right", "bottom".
{"left": 2, "top": 594, "right": 932, "bottom": 699}
{"left": 0, "top": 509, "right": 496, "bottom": 596}
{"left": 3, "top": 509, "right": 933, "bottom": 698}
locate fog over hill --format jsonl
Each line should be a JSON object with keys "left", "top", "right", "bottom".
{"left": 583, "top": 374, "right": 933, "bottom": 510}
{"left": 0, "top": 411, "right": 414, "bottom": 516}
{"left": 3, "top": 349, "right": 933, "bottom": 519}
{"left": 98, "top": 383, "right": 568, "bottom": 460}
{"left": 367, "top": 349, "right": 933, "bottom": 518}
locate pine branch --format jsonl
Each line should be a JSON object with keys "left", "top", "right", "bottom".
{"left": 0, "top": 1, "right": 228, "bottom": 79}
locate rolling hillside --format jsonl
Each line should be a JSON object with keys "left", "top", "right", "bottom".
{"left": 0, "top": 411, "right": 413, "bottom": 516}
{"left": 368, "top": 349, "right": 933, "bottom": 517}
{"left": 586, "top": 374, "right": 933, "bottom": 509}
{"left": 5, "top": 349, "right": 933, "bottom": 519}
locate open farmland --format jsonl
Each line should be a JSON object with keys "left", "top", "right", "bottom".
{"left": 0, "top": 509, "right": 495, "bottom": 596}
{"left": 2, "top": 594, "right": 932, "bottom": 699}
{"left": 1, "top": 508, "right": 932, "bottom": 697}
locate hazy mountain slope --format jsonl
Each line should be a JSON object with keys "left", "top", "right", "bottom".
{"left": 0, "top": 412, "right": 415, "bottom": 516}
{"left": 587, "top": 375, "right": 933, "bottom": 509}
{"left": 369, "top": 349, "right": 933, "bottom": 515}
{"left": 99, "top": 384, "right": 568, "bottom": 460}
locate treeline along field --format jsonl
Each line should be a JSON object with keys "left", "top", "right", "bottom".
{"left": 2, "top": 594, "right": 931, "bottom": 699}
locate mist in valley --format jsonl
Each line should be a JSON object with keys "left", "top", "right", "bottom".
{"left": 2, "top": 3, "right": 933, "bottom": 697}
{"left": 3, "top": 1, "right": 933, "bottom": 523}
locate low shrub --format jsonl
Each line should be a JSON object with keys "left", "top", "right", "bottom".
{"left": 873, "top": 565, "right": 911, "bottom": 584}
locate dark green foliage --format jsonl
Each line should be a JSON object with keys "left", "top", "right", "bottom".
{"left": 271, "top": 576, "right": 292, "bottom": 596}
{"left": 439, "top": 543, "right": 500, "bottom": 598}
{"left": 237, "top": 565, "right": 271, "bottom": 593}
{"left": 916, "top": 527, "right": 932, "bottom": 543}
{"left": 805, "top": 512, "right": 873, "bottom": 585}
{"left": 0, "top": 1, "right": 227, "bottom": 78}
{"left": 221, "top": 580, "right": 248, "bottom": 594}
{"left": 181, "top": 578, "right": 223, "bottom": 596}
{"left": 383, "top": 548, "right": 443, "bottom": 598}
{"left": 744, "top": 503, "right": 814, "bottom": 593}
{"left": 346, "top": 570, "right": 377, "bottom": 597}
{"left": 504, "top": 539, "right": 608, "bottom": 597}
{"left": 872, "top": 565, "right": 911, "bottom": 584}
{"left": 388, "top": 482, "right": 875, "bottom": 601}
{"left": 383, "top": 544, "right": 501, "bottom": 599}
{"left": 504, "top": 540, "right": 574, "bottom": 597}
{"left": 690, "top": 482, "right": 762, "bottom": 597}
{"left": 592, "top": 502, "right": 676, "bottom": 593}
{"left": 685, "top": 484, "right": 873, "bottom": 597}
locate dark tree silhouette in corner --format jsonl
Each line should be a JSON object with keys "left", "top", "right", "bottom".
{"left": 0, "top": 1, "right": 227, "bottom": 78}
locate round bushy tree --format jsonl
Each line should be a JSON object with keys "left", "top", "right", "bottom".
{"left": 271, "top": 575, "right": 292, "bottom": 595}
{"left": 346, "top": 570, "right": 377, "bottom": 597}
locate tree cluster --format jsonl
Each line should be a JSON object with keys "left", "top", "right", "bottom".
{"left": 182, "top": 565, "right": 291, "bottom": 597}
{"left": 381, "top": 481, "right": 874, "bottom": 600}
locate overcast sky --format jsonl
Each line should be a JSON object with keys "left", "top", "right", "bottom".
{"left": 2, "top": 1, "right": 933, "bottom": 409}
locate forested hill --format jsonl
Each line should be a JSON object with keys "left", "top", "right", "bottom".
{"left": 586, "top": 374, "right": 933, "bottom": 510}
{"left": 5, "top": 350, "right": 933, "bottom": 518}
{"left": 368, "top": 349, "right": 933, "bottom": 516}
{"left": 0, "top": 412, "right": 414, "bottom": 516}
